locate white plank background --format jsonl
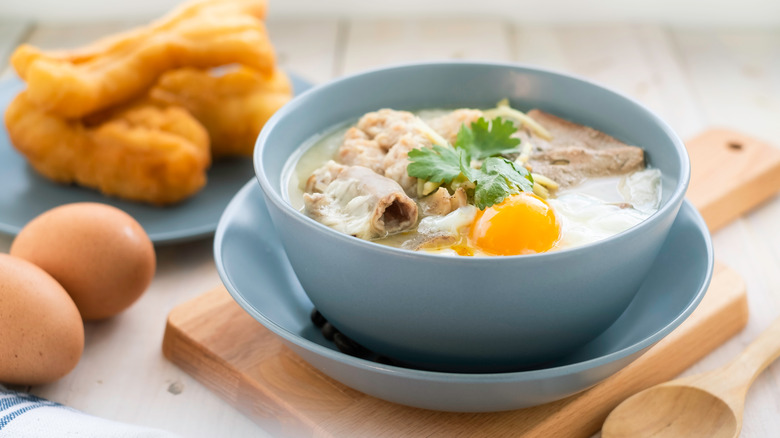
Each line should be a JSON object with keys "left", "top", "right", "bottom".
{"left": 4, "top": 0, "right": 780, "bottom": 27}
{"left": 0, "top": 21, "right": 29, "bottom": 75}
{"left": 1, "top": 17, "right": 780, "bottom": 437}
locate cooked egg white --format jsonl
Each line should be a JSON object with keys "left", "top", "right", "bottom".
{"left": 417, "top": 205, "right": 478, "bottom": 236}
{"left": 417, "top": 168, "right": 662, "bottom": 256}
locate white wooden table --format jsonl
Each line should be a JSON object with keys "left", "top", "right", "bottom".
{"left": 1, "top": 17, "right": 780, "bottom": 437}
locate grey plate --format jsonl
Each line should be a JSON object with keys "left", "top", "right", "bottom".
{"left": 0, "top": 75, "right": 312, "bottom": 244}
{"left": 214, "top": 180, "right": 713, "bottom": 412}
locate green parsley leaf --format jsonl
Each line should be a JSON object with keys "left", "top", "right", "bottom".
{"left": 458, "top": 150, "right": 476, "bottom": 182}
{"left": 455, "top": 117, "right": 521, "bottom": 160}
{"left": 471, "top": 157, "right": 535, "bottom": 209}
{"left": 407, "top": 145, "right": 465, "bottom": 183}
{"left": 406, "top": 116, "right": 531, "bottom": 209}
{"left": 482, "top": 157, "right": 534, "bottom": 192}
{"left": 472, "top": 171, "right": 515, "bottom": 210}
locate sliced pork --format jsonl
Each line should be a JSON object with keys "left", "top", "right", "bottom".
{"left": 526, "top": 110, "right": 632, "bottom": 151}
{"left": 525, "top": 109, "right": 646, "bottom": 188}
{"left": 529, "top": 146, "right": 645, "bottom": 188}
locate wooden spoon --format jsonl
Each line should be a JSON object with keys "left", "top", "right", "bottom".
{"left": 602, "top": 316, "right": 780, "bottom": 438}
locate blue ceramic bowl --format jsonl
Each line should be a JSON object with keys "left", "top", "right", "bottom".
{"left": 214, "top": 180, "right": 712, "bottom": 411}
{"left": 253, "top": 62, "right": 690, "bottom": 372}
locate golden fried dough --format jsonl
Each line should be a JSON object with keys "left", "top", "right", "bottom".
{"left": 3, "top": 0, "right": 292, "bottom": 205}
{"left": 12, "top": 0, "right": 274, "bottom": 119}
{"left": 150, "top": 66, "right": 292, "bottom": 157}
{"left": 5, "top": 92, "right": 210, "bottom": 205}
{"left": 11, "top": 0, "right": 268, "bottom": 77}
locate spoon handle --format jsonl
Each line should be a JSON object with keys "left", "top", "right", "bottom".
{"left": 724, "top": 316, "right": 780, "bottom": 388}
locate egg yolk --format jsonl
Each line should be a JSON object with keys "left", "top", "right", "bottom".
{"left": 469, "top": 192, "right": 561, "bottom": 255}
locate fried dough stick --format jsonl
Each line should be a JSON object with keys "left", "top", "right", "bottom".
{"left": 11, "top": 0, "right": 275, "bottom": 119}
{"left": 5, "top": 92, "right": 211, "bottom": 205}
{"left": 11, "top": 0, "right": 268, "bottom": 76}
{"left": 150, "top": 66, "right": 293, "bottom": 157}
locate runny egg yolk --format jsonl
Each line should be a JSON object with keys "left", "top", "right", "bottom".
{"left": 469, "top": 192, "right": 561, "bottom": 255}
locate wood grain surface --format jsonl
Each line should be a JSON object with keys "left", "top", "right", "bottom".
{"left": 2, "top": 19, "right": 780, "bottom": 438}
{"left": 162, "top": 264, "right": 747, "bottom": 437}
{"left": 687, "top": 129, "right": 780, "bottom": 232}
{"left": 603, "top": 314, "right": 780, "bottom": 437}
{"left": 160, "top": 127, "right": 780, "bottom": 436}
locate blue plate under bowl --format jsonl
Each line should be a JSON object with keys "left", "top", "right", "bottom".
{"left": 214, "top": 179, "right": 713, "bottom": 412}
{"left": 0, "top": 75, "right": 312, "bottom": 244}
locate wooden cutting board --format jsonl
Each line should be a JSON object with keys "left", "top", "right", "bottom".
{"left": 162, "top": 129, "right": 780, "bottom": 437}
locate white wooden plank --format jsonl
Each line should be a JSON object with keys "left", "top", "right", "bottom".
{"left": 719, "top": 220, "right": 780, "bottom": 438}
{"left": 1, "top": 20, "right": 146, "bottom": 79}
{"left": 342, "top": 19, "right": 513, "bottom": 75}
{"left": 0, "top": 22, "right": 129, "bottom": 238}
{"left": 672, "top": 29, "right": 780, "bottom": 143}
{"left": 13, "top": 21, "right": 272, "bottom": 438}
{"left": 512, "top": 25, "right": 569, "bottom": 70}
{"left": 17, "top": 18, "right": 340, "bottom": 86}
{"left": 31, "top": 240, "right": 268, "bottom": 438}
{"left": 266, "top": 18, "right": 341, "bottom": 84}
{"left": 22, "top": 20, "right": 145, "bottom": 50}
{"left": 513, "top": 25, "right": 693, "bottom": 438}
{"left": 672, "top": 29, "right": 780, "bottom": 332}
{"left": 513, "top": 24, "right": 780, "bottom": 437}
{"left": 671, "top": 28, "right": 780, "bottom": 438}
{"left": 6, "top": 0, "right": 780, "bottom": 27}
{"left": 4, "top": 19, "right": 780, "bottom": 438}
{"left": 630, "top": 25, "right": 710, "bottom": 140}
{"left": 513, "top": 24, "right": 705, "bottom": 139}
{"left": 0, "top": 20, "right": 31, "bottom": 76}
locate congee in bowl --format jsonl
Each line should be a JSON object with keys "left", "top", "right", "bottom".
{"left": 254, "top": 62, "right": 690, "bottom": 372}
{"left": 287, "top": 102, "right": 662, "bottom": 256}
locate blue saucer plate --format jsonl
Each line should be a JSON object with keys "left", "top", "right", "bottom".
{"left": 214, "top": 180, "right": 713, "bottom": 412}
{"left": 0, "top": 75, "right": 312, "bottom": 244}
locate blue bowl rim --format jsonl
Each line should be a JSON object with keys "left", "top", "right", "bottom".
{"left": 214, "top": 179, "right": 713, "bottom": 383}
{"left": 253, "top": 60, "right": 691, "bottom": 263}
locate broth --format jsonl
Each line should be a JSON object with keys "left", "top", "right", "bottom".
{"left": 286, "top": 106, "right": 661, "bottom": 256}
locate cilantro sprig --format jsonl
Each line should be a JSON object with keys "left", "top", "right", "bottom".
{"left": 407, "top": 117, "right": 533, "bottom": 209}
{"left": 456, "top": 117, "right": 521, "bottom": 160}
{"left": 407, "top": 145, "right": 465, "bottom": 184}
{"left": 470, "top": 157, "right": 534, "bottom": 209}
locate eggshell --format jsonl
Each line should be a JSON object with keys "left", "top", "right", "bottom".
{"left": 10, "top": 203, "right": 156, "bottom": 320}
{"left": 0, "top": 253, "right": 84, "bottom": 385}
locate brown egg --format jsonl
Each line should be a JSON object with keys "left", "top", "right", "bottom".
{"left": 10, "top": 203, "right": 156, "bottom": 320}
{"left": 0, "top": 254, "right": 84, "bottom": 385}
